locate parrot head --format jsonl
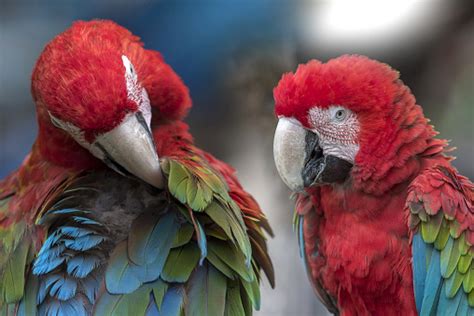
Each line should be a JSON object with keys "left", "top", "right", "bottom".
{"left": 273, "top": 55, "right": 421, "bottom": 192}
{"left": 32, "top": 20, "right": 191, "bottom": 188}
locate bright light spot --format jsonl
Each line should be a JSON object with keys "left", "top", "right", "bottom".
{"left": 300, "top": 0, "right": 447, "bottom": 51}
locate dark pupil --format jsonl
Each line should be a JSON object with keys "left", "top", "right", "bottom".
{"left": 336, "top": 110, "right": 343, "bottom": 118}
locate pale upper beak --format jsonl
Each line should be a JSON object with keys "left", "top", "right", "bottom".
{"left": 273, "top": 117, "right": 307, "bottom": 192}
{"left": 273, "top": 117, "right": 354, "bottom": 192}
{"left": 92, "top": 112, "right": 164, "bottom": 189}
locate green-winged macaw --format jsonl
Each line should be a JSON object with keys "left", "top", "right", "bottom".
{"left": 272, "top": 55, "right": 473, "bottom": 315}
{"left": 0, "top": 20, "right": 274, "bottom": 316}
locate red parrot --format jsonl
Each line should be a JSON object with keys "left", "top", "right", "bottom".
{"left": 0, "top": 20, "right": 273, "bottom": 316}
{"left": 272, "top": 55, "right": 473, "bottom": 315}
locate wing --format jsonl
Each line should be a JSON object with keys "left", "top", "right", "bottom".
{"left": 200, "top": 151, "right": 275, "bottom": 288}
{"left": 0, "top": 159, "right": 78, "bottom": 315}
{"left": 407, "top": 165, "right": 473, "bottom": 315}
{"left": 94, "top": 121, "right": 273, "bottom": 316}
{"left": 293, "top": 192, "right": 339, "bottom": 315}
{"left": 0, "top": 174, "right": 30, "bottom": 315}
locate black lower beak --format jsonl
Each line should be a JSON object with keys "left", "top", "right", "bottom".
{"left": 95, "top": 143, "right": 133, "bottom": 177}
{"left": 302, "top": 131, "right": 353, "bottom": 187}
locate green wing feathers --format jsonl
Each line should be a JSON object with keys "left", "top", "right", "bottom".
{"left": 0, "top": 194, "right": 33, "bottom": 313}
{"left": 97, "top": 156, "right": 273, "bottom": 315}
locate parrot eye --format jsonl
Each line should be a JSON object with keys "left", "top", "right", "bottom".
{"left": 334, "top": 109, "right": 347, "bottom": 121}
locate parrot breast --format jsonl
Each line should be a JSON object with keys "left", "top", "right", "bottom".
{"left": 307, "top": 186, "right": 418, "bottom": 315}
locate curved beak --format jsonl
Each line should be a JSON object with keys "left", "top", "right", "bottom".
{"left": 273, "top": 117, "right": 307, "bottom": 192}
{"left": 93, "top": 112, "right": 164, "bottom": 189}
{"left": 273, "top": 117, "right": 352, "bottom": 192}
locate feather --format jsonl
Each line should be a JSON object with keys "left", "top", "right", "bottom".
{"left": 81, "top": 270, "right": 101, "bottom": 304}
{"left": 17, "top": 273, "right": 39, "bottom": 316}
{"left": 446, "top": 269, "right": 465, "bottom": 298}
{"left": 437, "top": 283, "right": 463, "bottom": 316}
{"left": 37, "top": 274, "right": 62, "bottom": 304}
{"left": 59, "top": 226, "right": 94, "bottom": 238}
{"left": 128, "top": 212, "right": 179, "bottom": 266}
{"left": 33, "top": 253, "right": 66, "bottom": 276}
{"left": 71, "top": 216, "right": 102, "bottom": 226}
{"left": 66, "top": 254, "right": 101, "bottom": 278}
{"left": 185, "top": 264, "right": 227, "bottom": 316}
{"left": 420, "top": 249, "right": 443, "bottom": 315}
{"left": 146, "top": 294, "right": 160, "bottom": 316}
{"left": 441, "top": 237, "right": 461, "bottom": 278}
{"left": 241, "top": 276, "right": 261, "bottom": 310}
{"left": 208, "top": 239, "right": 254, "bottom": 283}
{"left": 206, "top": 250, "right": 236, "bottom": 280}
{"left": 412, "top": 233, "right": 427, "bottom": 312}
{"left": 158, "top": 286, "right": 184, "bottom": 316}
{"left": 171, "top": 224, "right": 194, "bottom": 248}
{"left": 64, "top": 235, "right": 106, "bottom": 251}
{"left": 93, "top": 291, "right": 125, "bottom": 316}
{"left": 420, "top": 212, "right": 443, "bottom": 243}
{"left": 224, "top": 280, "right": 245, "bottom": 316}
{"left": 128, "top": 250, "right": 168, "bottom": 284}
{"left": 161, "top": 243, "right": 200, "bottom": 283}
{"left": 205, "top": 201, "right": 233, "bottom": 241}
{"left": 2, "top": 237, "right": 30, "bottom": 303}
{"left": 48, "top": 275, "right": 77, "bottom": 301}
{"left": 105, "top": 242, "right": 141, "bottom": 294}
{"left": 196, "top": 220, "right": 208, "bottom": 265}
{"left": 150, "top": 279, "right": 168, "bottom": 310}
{"left": 249, "top": 234, "right": 275, "bottom": 288}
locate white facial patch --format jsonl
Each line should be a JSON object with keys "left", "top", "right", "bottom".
{"left": 49, "top": 112, "right": 105, "bottom": 160}
{"left": 308, "top": 106, "right": 360, "bottom": 163}
{"left": 122, "top": 55, "right": 152, "bottom": 128}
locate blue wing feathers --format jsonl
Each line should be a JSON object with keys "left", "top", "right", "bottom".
{"left": 59, "top": 226, "right": 94, "bottom": 238}
{"left": 33, "top": 208, "right": 106, "bottom": 316}
{"left": 64, "top": 235, "right": 105, "bottom": 251}
{"left": 49, "top": 276, "right": 77, "bottom": 301}
{"left": 412, "top": 233, "right": 427, "bottom": 312}
{"left": 66, "top": 255, "right": 101, "bottom": 278}
{"left": 419, "top": 240, "right": 443, "bottom": 315}
{"left": 158, "top": 287, "right": 184, "bottom": 316}
{"left": 145, "top": 294, "right": 160, "bottom": 316}
{"left": 80, "top": 270, "right": 101, "bottom": 304}
{"left": 412, "top": 232, "right": 472, "bottom": 316}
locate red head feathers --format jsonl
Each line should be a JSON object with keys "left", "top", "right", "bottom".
{"left": 32, "top": 20, "right": 191, "bottom": 137}
{"left": 30, "top": 20, "right": 192, "bottom": 170}
{"left": 274, "top": 55, "right": 401, "bottom": 126}
{"left": 274, "top": 55, "right": 441, "bottom": 194}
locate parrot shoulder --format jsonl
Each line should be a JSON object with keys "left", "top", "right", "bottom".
{"left": 406, "top": 164, "right": 473, "bottom": 314}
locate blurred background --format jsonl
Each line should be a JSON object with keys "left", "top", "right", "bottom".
{"left": 1, "top": 0, "right": 473, "bottom": 315}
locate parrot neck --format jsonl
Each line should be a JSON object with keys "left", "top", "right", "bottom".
{"left": 34, "top": 108, "right": 103, "bottom": 171}
{"left": 352, "top": 85, "right": 449, "bottom": 195}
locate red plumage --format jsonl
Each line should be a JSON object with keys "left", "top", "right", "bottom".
{"left": 32, "top": 20, "right": 191, "bottom": 166}
{"left": 275, "top": 55, "right": 473, "bottom": 315}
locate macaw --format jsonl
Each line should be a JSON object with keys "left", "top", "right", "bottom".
{"left": 0, "top": 20, "right": 274, "bottom": 316}
{"left": 272, "top": 55, "right": 473, "bottom": 315}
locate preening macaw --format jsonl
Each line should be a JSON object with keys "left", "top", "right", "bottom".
{"left": 0, "top": 20, "right": 274, "bottom": 316}
{"left": 272, "top": 55, "right": 473, "bottom": 315}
